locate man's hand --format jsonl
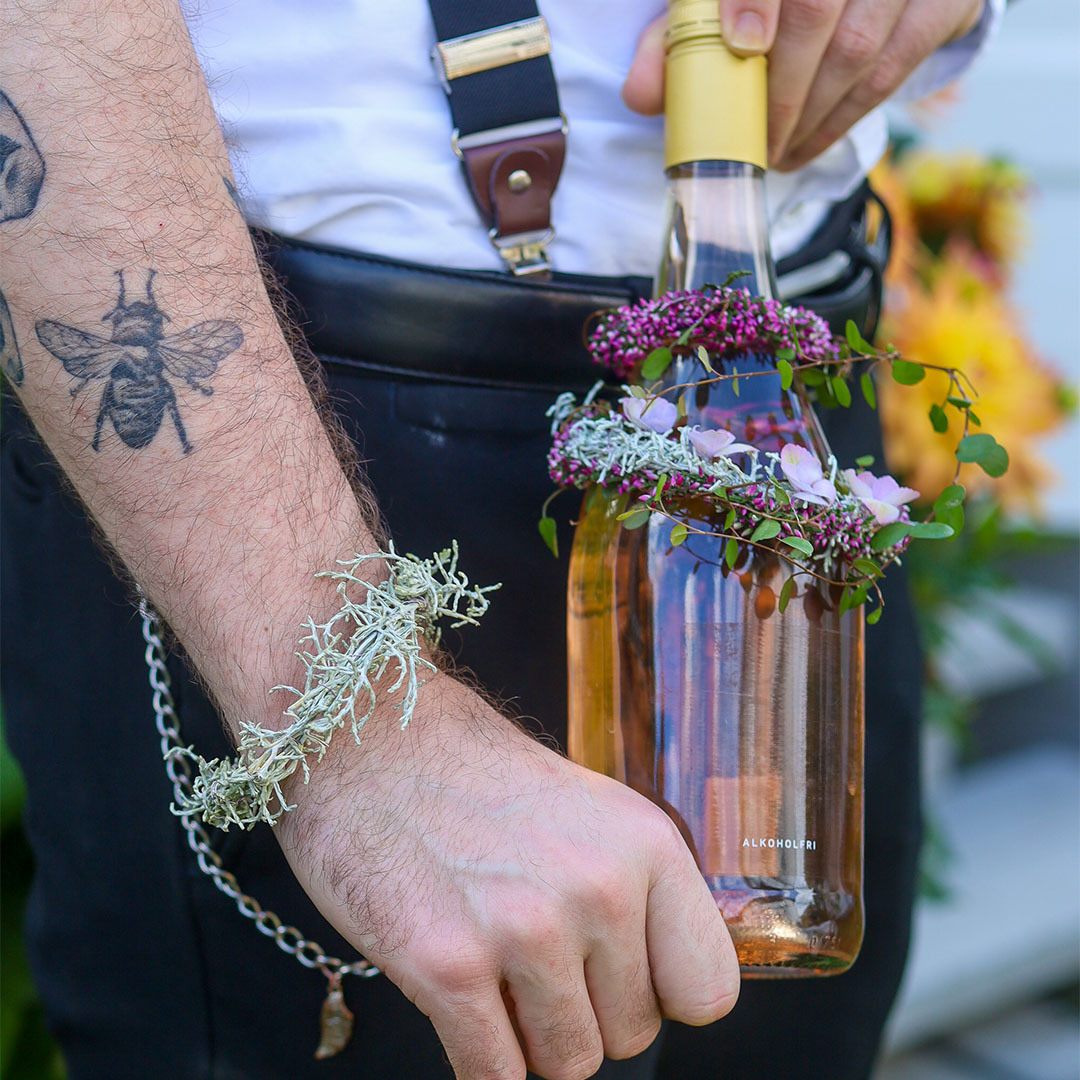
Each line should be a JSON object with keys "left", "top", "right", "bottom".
{"left": 623, "top": 0, "right": 985, "bottom": 170}
{"left": 277, "top": 672, "right": 740, "bottom": 1080}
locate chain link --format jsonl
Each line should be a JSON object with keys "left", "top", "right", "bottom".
{"left": 138, "top": 593, "right": 379, "bottom": 984}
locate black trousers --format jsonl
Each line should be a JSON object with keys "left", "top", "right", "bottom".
{"left": 1, "top": 236, "right": 922, "bottom": 1079}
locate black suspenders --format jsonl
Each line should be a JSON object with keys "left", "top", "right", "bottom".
{"left": 427, "top": 0, "right": 566, "bottom": 278}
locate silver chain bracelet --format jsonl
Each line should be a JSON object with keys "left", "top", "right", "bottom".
{"left": 138, "top": 592, "right": 380, "bottom": 1060}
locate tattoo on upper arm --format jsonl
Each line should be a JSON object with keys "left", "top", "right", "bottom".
{"left": 0, "top": 290, "right": 23, "bottom": 385}
{"left": 0, "top": 91, "right": 45, "bottom": 223}
{"left": 35, "top": 270, "right": 243, "bottom": 455}
{"left": 1, "top": 90, "right": 44, "bottom": 386}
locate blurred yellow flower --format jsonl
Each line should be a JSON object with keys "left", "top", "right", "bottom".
{"left": 879, "top": 253, "right": 1067, "bottom": 512}
{"left": 894, "top": 150, "right": 1027, "bottom": 281}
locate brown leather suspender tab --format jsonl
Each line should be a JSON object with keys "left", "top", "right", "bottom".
{"left": 429, "top": 3, "right": 566, "bottom": 278}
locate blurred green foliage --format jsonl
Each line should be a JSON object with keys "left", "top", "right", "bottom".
{"left": 1, "top": 725, "right": 66, "bottom": 1080}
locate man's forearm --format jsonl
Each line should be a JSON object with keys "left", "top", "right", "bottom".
{"left": 3, "top": 0, "right": 379, "bottom": 734}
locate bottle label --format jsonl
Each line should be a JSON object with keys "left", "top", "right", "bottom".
{"left": 703, "top": 775, "right": 819, "bottom": 879}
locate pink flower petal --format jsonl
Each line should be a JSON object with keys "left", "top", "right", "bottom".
{"left": 620, "top": 396, "right": 678, "bottom": 435}
{"left": 688, "top": 427, "right": 737, "bottom": 459}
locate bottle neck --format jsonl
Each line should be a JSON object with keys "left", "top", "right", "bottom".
{"left": 654, "top": 161, "right": 829, "bottom": 457}
{"left": 656, "top": 160, "right": 776, "bottom": 298}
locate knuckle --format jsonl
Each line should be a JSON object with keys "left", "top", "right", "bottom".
{"left": 784, "top": 0, "right": 839, "bottom": 32}
{"left": 769, "top": 97, "right": 803, "bottom": 127}
{"left": 830, "top": 22, "right": 882, "bottom": 69}
{"left": 607, "top": 1015, "right": 663, "bottom": 1061}
{"left": 681, "top": 975, "right": 741, "bottom": 1026}
{"left": 505, "top": 900, "right": 565, "bottom": 953}
{"left": 544, "top": 1044, "right": 605, "bottom": 1080}
{"left": 860, "top": 62, "right": 902, "bottom": 104}
{"left": 583, "top": 868, "right": 636, "bottom": 925}
{"left": 422, "top": 947, "right": 494, "bottom": 999}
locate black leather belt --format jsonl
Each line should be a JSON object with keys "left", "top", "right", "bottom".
{"left": 254, "top": 185, "right": 888, "bottom": 391}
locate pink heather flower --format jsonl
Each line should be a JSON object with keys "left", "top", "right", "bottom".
{"left": 842, "top": 469, "right": 920, "bottom": 525}
{"left": 780, "top": 444, "right": 837, "bottom": 506}
{"left": 687, "top": 426, "right": 753, "bottom": 460}
{"left": 620, "top": 395, "right": 678, "bottom": 435}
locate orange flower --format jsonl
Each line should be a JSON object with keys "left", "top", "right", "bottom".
{"left": 878, "top": 253, "right": 1068, "bottom": 512}
{"left": 897, "top": 151, "right": 1027, "bottom": 282}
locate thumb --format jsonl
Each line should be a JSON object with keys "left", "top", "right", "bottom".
{"left": 622, "top": 15, "right": 666, "bottom": 116}
{"left": 718, "top": 1, "right": 780, "bottom": 56}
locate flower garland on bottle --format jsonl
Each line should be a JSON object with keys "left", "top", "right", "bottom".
{"left": 542, "top": 281, "right": 1009, "bottom": 622}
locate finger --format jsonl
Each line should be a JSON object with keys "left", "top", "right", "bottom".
{"left": 645, "top": 819, "right": 740, "bottom": 1026}
{"left": 774, "top": 0, "right": 906, "bottom": 164}
{"left": 777, "top": 0, "right": 984, "bottom": 171}
{"left": 757, "top": 0, "right": 847, "bottom": 165}
{"left": 504, "top": 960, "right": 605, "bottom": 1080}
{"left": 427, "top": 985, "right": 528, "bottom": 1080}
{"left": 718, "top": 0, "right": 782, "bottom": 56}
{"left": 584, "top": 933, "right": 662, "bottom": 1061}
{"left": 622, "top": 15, "right": 666, "bottom": 117}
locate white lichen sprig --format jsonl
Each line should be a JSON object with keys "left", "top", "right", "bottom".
{"left": 170, "top": 542, "right": 500, "bottom": 830}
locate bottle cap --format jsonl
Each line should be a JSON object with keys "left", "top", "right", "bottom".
{"left": 664, "top": 0, "right": 767, "bottom": 170}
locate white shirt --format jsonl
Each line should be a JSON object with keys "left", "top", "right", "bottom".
{"left": 184, "top": 0, "right": 1002, "bottom": 276}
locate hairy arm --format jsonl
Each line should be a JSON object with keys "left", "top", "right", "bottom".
{"left": 3, "top": 5, "right": 738, "bottom": 1078}
{"left": 3, "top": 2, "right": 377, "bottom": 723}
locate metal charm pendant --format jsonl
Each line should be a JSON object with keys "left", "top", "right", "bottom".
{"left": 315, "top": 972, "right": 355, "bottom": 1060}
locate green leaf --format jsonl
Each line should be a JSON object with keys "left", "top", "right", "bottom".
{"left": 831, "top": 376, "right": 852, "bottom": 408}
{"left": 929, "top": 403, "right": 948, "bottom": 433}
{"left": 538, "top": 516, "right": 558, "bottom": 557}
{"left": 696, "top": 345, "right": 715, "bottom": 374}
{"left": 778, "top": 576, "right": 796, "bottom": 613}
{"left": 839, "top": 583, "right": 870, "bottom": 614}
{"left": 968, "top": 410, "right": 982, "bottom": 426}
{"left": 934, "top": 483, "right": 966, "bottom": 510}
{"left": 850, "top": 557, "right": 882, "bottom": 578}
{"left": 776, "top": 347, "right": 796, "bottom": 361}
{"left": 855, "top": 454, "right": 875, "bottom": 468}
{"left": 891, "top": 359, "right": 926, "bottom": 385}
{"left": 771, "top": 485, "right": 791, "bottom": 507}
{"left": 723, "top": 507, "right": 737, "bottom": 532}
{"left": 860, "top": 372, "right": 877, "bottom": 410}
{"left": 980, "top": 443, "right": 1009, "bottom": 477}
{"left": 935, "top": 504, "right": 965, "bottom": 536}
{"left": 676, "top": 327, "right": 692, "bottom": 346}
{"left": 947, "top": 396, "right": 972, "bottom": 409}
{"left": 956, "top": 432, "right": 996, "bottom": 462}
{"left": 724, "top": 537, "right": 739, "bottom": 569}
{"left": 654, "top": 473, "right": 668, "bottom": 501}
{"left": 641, "top": 346, "right": 673, "bottom": 381}
{"left": 866, "top": 606, "right": 883, "bottom": 626}
{"left": 621, "top": 508, "right": 651, "bottom": 530}
{"left": 778, "top": 357, "right": 794, "bottom": 390}
{"left": 845, "top": 319, "right": 873, "bottom": 354}
{"left": 908, "top": 521, "right": 955, "bottom": 540}
{"left": 749, "top": 519, "right": 781, "bottom": 543}
{"left": 670, "top": 522, "right": 688, "bottom": 546}
{"left": 676, "top": 392, "right": 688, "bottom": 419}
{"left": 957, "top": 433, "right": 1009, "bottom": 474}
{"left": 870, "top": 522, "right": 913, "bottom": 550}
{"left": 626, "top": 384, "right": 646, "bottom": 398}
{"left": 779, "top": 535, "right": 814, "bottom": 557}
{"left": 800, "top": 368, "right": 826, "bottom": 387}
{"left": 731, "top": 376, "right": 740, "bottom": 397}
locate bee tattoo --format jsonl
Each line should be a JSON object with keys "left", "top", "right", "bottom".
{"left": 35, "top": 270, "right": 242, "bottom": 454}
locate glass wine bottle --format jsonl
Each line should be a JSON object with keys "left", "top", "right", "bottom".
{"left": 567, "top": 0, "right": 865, "bottom": 975}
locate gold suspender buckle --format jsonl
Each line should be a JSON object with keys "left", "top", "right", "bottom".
{"left": 433, "top": 16, "right": 552, "bottom": 83}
